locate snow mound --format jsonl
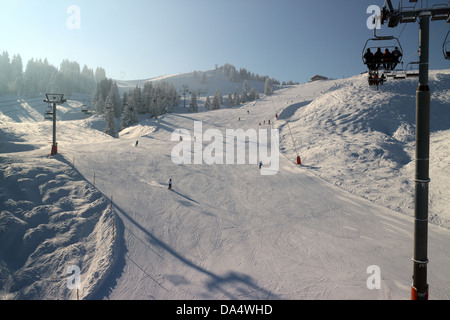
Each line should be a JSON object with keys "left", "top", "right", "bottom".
{"left": 277, "top": 70, "right": 450, "bottom": 227}
{"left": 0, "top": 154, "right": 117, "bottom": 300}
{"left": 119, "top": 123, "right": 157, "bottom": 139}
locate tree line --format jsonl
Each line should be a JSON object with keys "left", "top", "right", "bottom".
{"left": 93, "top": 79, "right": 180, "bottom": 137}
{"left": 222, "top": 63, "right": 298, "bottom": 89}
{"left": 222, "top": 63, "right": 280, "bottom": 86}
{"left": 0, "top": 51, "right": 105, "bottom": 97}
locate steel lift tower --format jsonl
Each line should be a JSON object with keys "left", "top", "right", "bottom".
{"left": 44, "top": 94, "right": 67, "bottom": 156}
{"left": 380, "top": 0, "right": 450, "bottom": 300}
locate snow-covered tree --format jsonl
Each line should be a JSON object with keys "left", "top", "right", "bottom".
{"left": 233, "top": 88, "right": 240, "bottom": 106}
{"left": 0, "top": 51, "right": 11, "bottom": 94}
{"left": 104, "top": 87, "right": 117, "bottom": 138}
{"left": 93, "top": 79, "right": 112, "bottom": 114}
{"left": 201, "top": 72, "right": 207, "bottom": 84}
{"left": 204, "top": 96, "right": 211, "bottom": 110}
{"left": 189, "top": 91, "right": 198, "bottom": 112}
{"left": 0, "top": 50, "right": 100, "bottom": 96}
{"left": 9, "top": 54, "right": 23, "bottom": 94}
{"left": 80, "top": 65, "right": 96, "bottom": 94}
{"left": 121, "top": 93, "right": 138, "bottom": 129}
{"left": 212, "top": 89, "right": 222, "bottom": 110}
{"left": 95, "top": 95, "right": 106, "bottom": 117}
{"left": 93, "top": 79, "right": 121, "bottom": 116}
{"left": 110, "top": 82, "right": 122, "bottom": 117}
{"left": 129, "top": 89, "right": 140, "bottom": 123}
{"left": 264, "top": 78, "right": 273, "bottom": 96}
{"left": 241, "top": 80, "right": 249, "bottom": 103}
{"left": 95, "top": 67, "right": 106, "bottom": 82}
{"left": 132, "top": 85, "right": 144, "bottom": 114}
{"left": 142, "top": 82, "right": 153, "bottom": 114}
{"left": 227, "top": 93, "right": 233, "bottom": 106}
{"left": 249, "top": 87, "right": 259, "bottom": 101}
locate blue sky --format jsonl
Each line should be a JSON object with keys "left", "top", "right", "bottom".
{"left": 1, "top": 0, "right": 449, "bottom": 83}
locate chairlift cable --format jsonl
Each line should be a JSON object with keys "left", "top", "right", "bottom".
{"left": 430, "top": 23, "right": 449, "bottom": 42}
{"left": 0, "top": 96, "right": 44, "bottom": 107}
{"left": 270, "top": 95, "right": 300, "bottom": 158}
{"left": 0, "top": 103, "right": 47, "bottom": 115}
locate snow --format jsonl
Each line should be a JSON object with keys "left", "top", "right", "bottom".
{"left": 1, "top": 69, "right": 450, "bottom": 300}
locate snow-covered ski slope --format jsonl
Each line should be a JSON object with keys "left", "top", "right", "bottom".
{"left": 1, "top": 70, "right": 449, "bottom": 300}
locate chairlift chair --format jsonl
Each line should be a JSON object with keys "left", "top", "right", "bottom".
{"left": 405, "top": 61, "right": 420, "bottom": 77}
{"left": 368, "top": 70, "right": 386, "bottom": 89}
{"left": 444, "top": 31, "right": 450, "bottom": 60}
{"left": 362, "top": 34, "right": 404, "bottom": 72}
{"left": 81, "top": 100, "right": 95, "bottom": 114}
{"left": 44, "top": 104, "right": 53, "bottom": 119}
{"left": 394, "top": 72, "right": 407, "bottom": 79}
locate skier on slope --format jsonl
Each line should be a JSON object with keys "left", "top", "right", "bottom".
{"left": 259, "top": 161, "right": 263, "bottom": 169}
{"left": 168, "top": 178, "right": 172, "bottom": 190}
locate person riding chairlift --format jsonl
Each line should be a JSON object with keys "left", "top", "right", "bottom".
{"left": 364, "top": 48, "right": 375, "bottom": 70}
{"left": 383, "top": 48, "right": 393, "bottom": 70}
{"left": 391, "top": 47, "right": 402, "bottom": 70}
{"left": 374, "top": 48, "right": 383, "bottom": 70}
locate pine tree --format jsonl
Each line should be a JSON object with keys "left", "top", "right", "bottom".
{"left": 9, "top": 54, "right": 23, "bottom": 94}
{"left": 111, "top": 82, "right": 122, "bottom": 117}
{"left": 189, "top": 91, "right": 198, "bottom": 112}
{"left": 121, "top": 97, "right": 137, "bottom": 129}
{"left": 248, "top": 87, "right": 257, "bottom": 101}
{"left": 204, "top": 96, "right": 211, "bottom": 110}
{"left": 129, "top": 91, "right": 139, "bottom": 124}
{"left": 227, "top": 93, "right": 233, "bottom": 106}
{"left": 93, "top": 79, "right": 113, "bottom": 114}
{"left": 241, "top": 80, "right": 249, "bottom": 103}
{"left": 95, "top": 95, "right": 106, "bottom": 117}
{"left": 81, "top": 65, "right": 96, "bottom": 94}
{"left": 133, "top": 85, "right": 144, "bottom": 114}
{"left": 201, "top": 73, "right": 207, "bottom": 84}
{"left": 212, "top": 89, "right": 222, "bottom": 110}
{"left": 0, "top": 52, "right": 11, "bottom": 95}
{"left": 233, "top": 88, "right": 240, "bottom": 106}
{"left": 142, "top": 81, "right": 153, "bottom": 114}
{"left": 264, "top": 78, "right": 273, "bottom": 96}
{"left": 104, "top": 87, "right": 117, "bottom": 138}
{"left": 95, "top": 67, "right": 106, "bottom": 82}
